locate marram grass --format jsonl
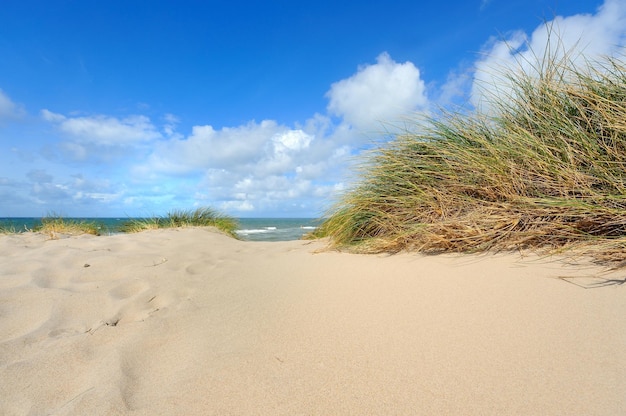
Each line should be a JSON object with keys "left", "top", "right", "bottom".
{"left": 0, "top": 225, "right": 18, "bottom": 235}
{"left": 34, "top": 215, "right": 103, "bottom": 238}
{"left": 120, "top": 207, "right": 239, "bottom": 237}
{"left": 316, "top": 51, "right": 626, "bottom": 264}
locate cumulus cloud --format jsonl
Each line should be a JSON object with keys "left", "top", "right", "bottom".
{"left": 272, "top": 129, "right": 312, "bottom": 153}
{"left": 140, "top": 120, "right": 324, "bottom": 176}
{"left": 41, "top": 110, "right": 162, "bottom": 145}
{"left": 143, "top": 120, "right": 283, "bottom": 174}
{"left": 24, "top": 169, "right": 123, "bottom": 212}
{"left": 40, "top": 110, "right": 167, "bottom": 162}
{"left": 13, "top": 51, "right": 432, "bottom": 216}
{"left": 126, "top": 108, "right": 367, "bottom": 215}
{"left": 132, "top": 116, "right": 345, "bottom": 214}
{"left": 129, "top": 52, "right": 430, "bottom": 214}
{"left": 326, "top": 52, "right": 428, "bottom": 130}
{"left": 220, "top": 199, "right": 255, "bottom": 212}
{"left": 204, "top": 173, "right": 320, "bottom": 215}
{"left": 471, "top": 0, "right": 626, "bottom": 112}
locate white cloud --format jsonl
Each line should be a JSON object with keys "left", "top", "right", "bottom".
{"left": 132, "top": 116, "right": 349, "bottom": 215}
{"left": 211, "top": 174, "right": 316, "bottom": 214}
{"left": 326, "top": 52, "right": 428, "bottom": 130}
{"left": 471, "top": 0, "right": 626, "bottom": 112}
{"left": 140, "top": 120, "right": 325, "bottom": 178}
{"left": 130, "top": 52, "right": 430, "bottom": 215}
{"left": 220, "top": 199, "right": 255, "bottom": 212}
{"left": 31, "top": 182, "right": 72, "bottom": 203}
{"left": 143, "top": 120, "right": 283, "bottom": 174}
{"left": 23, "top": 168, "right": 123, "bottom": 210}
{"left": 272, "top": 129, "right": 312, "bottom": 153}
{"left": 8, "top": 52, "right": 433, "bottom": 217}
{"left": 41, "top": 110, "right": 162, "bottom": 145}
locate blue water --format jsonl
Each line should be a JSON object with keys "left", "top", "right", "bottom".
{"left": 0, "top": 217, "right": 320, "bottom": 242}
{"left": 235, "top": 218, "right": 320, "bottom": 242}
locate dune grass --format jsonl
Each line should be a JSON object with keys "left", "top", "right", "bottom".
{"left": 120, "top": 207, "right": 239, "bottom": 237}
{"left": 33, "top": 215, "right": 103, "bottom": 238}
{"left": 315, "top": 50, "right": 626, "bottom": 264}
{"left": 0, "top": 225, "right": 18, "bottom": 235}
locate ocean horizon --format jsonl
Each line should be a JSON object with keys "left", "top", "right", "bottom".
{"left": 0, "top": 217, "right": 320, "bottom": 242}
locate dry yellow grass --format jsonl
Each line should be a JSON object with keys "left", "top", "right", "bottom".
{"left": 316, "top": 48, "right": 626, "bottom": 265}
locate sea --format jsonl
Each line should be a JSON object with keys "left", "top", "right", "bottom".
{"left": 0, "top": 217, "right": 320, "bottom": 242}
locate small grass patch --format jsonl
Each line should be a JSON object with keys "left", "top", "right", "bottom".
{"left": 120, "top": 207, "right": 239, "bottom": 237}
{"left": 0, "top": 225, "right": 18, "bottom": 234}
{"left": 316, "top": 44, "right": 626, "bottom": 265}
{"left": 34, "top": 215, "right": 103, "bottom": 238}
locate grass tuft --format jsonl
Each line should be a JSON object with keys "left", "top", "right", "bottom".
{"left": 120, "top": 207, "right": 239, "bottom": 237}
{"left": 33, "top": 214, "right": 103, "bottom": 238}
{"left": 0, "top": 225, "right": 17, "bottom": 234}
{"left": 316, "top": 46, "right": 626, "bottom": 265}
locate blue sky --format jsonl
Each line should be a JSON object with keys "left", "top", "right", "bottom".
{"left": 1, "top": 0, "right": 624, "bottom": 218}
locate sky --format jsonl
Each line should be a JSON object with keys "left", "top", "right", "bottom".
{"left": 1, "top": 0, "right": 625, "bottom": 218}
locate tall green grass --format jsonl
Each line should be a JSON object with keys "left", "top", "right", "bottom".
{"left": 120, "top": 207, "right": 239, "bottom": 237}
{"left": 316, "top": 50, "right": 626, "bottom": 263}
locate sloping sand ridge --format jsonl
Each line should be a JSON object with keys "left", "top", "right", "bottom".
{"left": 1, "top": 228, "right": 625, "bottom": 415}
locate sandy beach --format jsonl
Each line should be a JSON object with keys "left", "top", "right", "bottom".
{"left": 1, "top": 228, "right": 625, "bottom": 415}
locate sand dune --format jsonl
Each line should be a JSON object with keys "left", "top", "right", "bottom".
{"left": 1, "top": 228, "right": 625, "bottom": 415}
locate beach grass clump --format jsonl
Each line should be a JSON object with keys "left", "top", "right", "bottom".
{"left": 34, "top": 215, "right": 103, "bottom": 238}
{"left": 0, "top": 225, "right": 17, "bottom": 234}
{"left": 120, "top": 207, "right": 239, "bottom": 237}
{"left": 316, "top": 51, "right": 626, "bottom": 263}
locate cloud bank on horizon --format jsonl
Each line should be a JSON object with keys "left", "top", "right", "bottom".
{"left": 1, "top": 0, "right": 625, "bottom": 218}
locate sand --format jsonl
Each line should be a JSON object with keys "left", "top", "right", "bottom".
{"left": 1, "top": 227, "right": 625, "bottom": 415}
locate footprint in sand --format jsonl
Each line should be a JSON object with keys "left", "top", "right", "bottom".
{"left": 102, "top": 280, "right": 175, "bottom": 327}
{"left": 185, "top": 260, "right": 216, "bottom": 275}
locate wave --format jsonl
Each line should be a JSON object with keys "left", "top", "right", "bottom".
{"left": 235, "top": 222, "right": 317, "bottom": 241}
{"left": 236, "top": 228, "right": 272, "bottom": 235}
